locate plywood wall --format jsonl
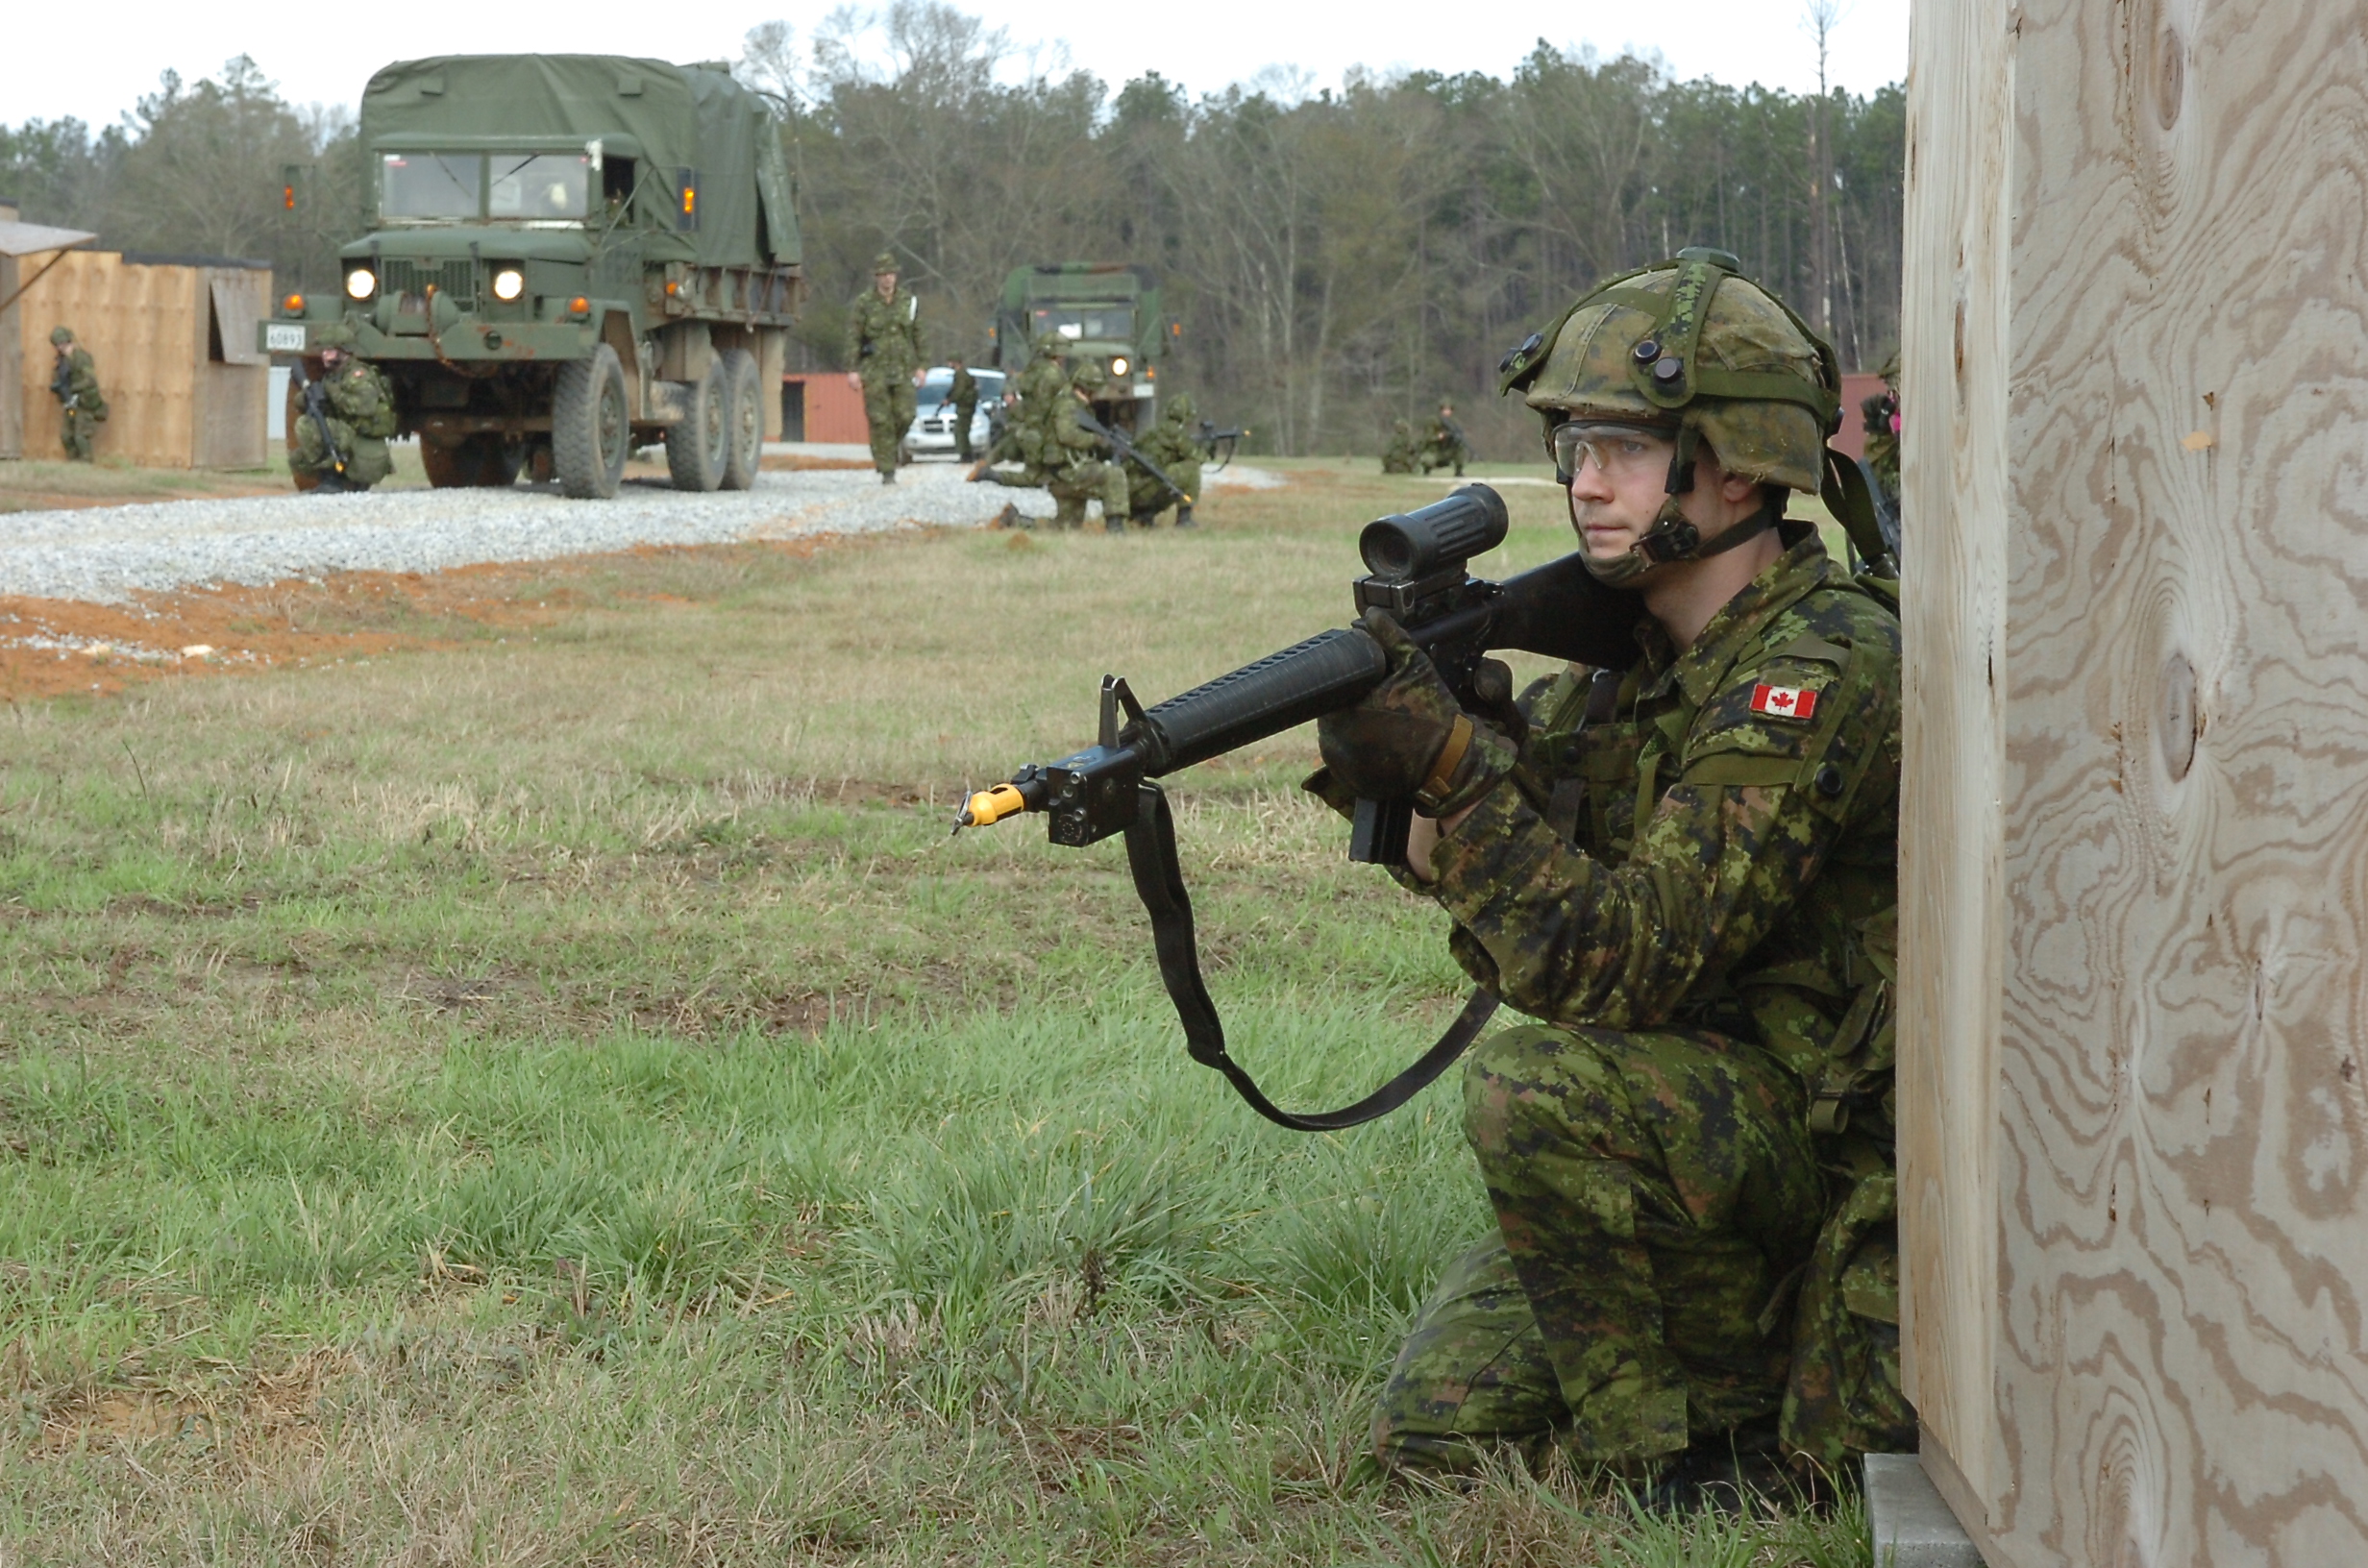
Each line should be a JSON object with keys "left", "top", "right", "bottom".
{"left": 12, "top": 252, "right": 270, "bottom": 470}
{"left": 1901, "top": 0, "right": 2368, "bottom": 1563}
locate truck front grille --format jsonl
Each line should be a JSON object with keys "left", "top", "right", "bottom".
{"left": 382, "top": 258, "right": 477, "bottom": 306}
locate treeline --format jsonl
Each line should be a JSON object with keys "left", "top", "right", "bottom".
{"left": 0, "top": 10, "right": 1903, "bottom": 458}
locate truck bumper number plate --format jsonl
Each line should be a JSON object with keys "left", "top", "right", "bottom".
{"left": 266, "top": 324, "right": 308, "bottom": 353}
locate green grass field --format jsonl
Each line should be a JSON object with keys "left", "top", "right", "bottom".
{"left": 0, "top": 464, "right": 1870, "bottom": 1564}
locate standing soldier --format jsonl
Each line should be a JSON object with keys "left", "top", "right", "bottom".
{"left": 48, "top": 328, "right": 108, "bottom": 462}
{"left": 844, "top": 251, "right": 922, "bottom": 485}
{"left": 1418, "top": 399, "right": 1470, "bottom": 477}
{"left": 941, "top": 355, "right": 981, "bottom": 463}
{"left": 1381, "top": 418, "right": 1418, "bottom": 474}
{"left": 289, "top": 342, "right": 398, "bottom": 492}
{"left": 1123, "top": 391, "right": 1204, "bottom": 528}
{"left": 1324, "top": 250, "right": 1910, "bottom": 1500}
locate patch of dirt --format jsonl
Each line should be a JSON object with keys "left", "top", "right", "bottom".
{"left": 759, "top": 453, "right": 876, "bottom": 472}
{"left": 0, "top": 533, "right": 867, "bottom": 704}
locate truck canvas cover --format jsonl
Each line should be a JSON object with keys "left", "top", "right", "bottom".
{"left": 360, "top": 55, "right": 799, "bottom": 267}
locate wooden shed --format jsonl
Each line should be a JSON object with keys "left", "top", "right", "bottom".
{"left": 6, "top": 240, "right": 272, "bottom": 469}
{"left": 1899, "top": 0, "right": 2368, "bottom": 1562}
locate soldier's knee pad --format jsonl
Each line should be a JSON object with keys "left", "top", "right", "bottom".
{"left": 1461, "top": 1023, "right": 1632, "bottom": 1164}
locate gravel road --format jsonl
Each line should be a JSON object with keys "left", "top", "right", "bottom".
{"left": 0, "top": 457, "right": 1284, "bottom": 604}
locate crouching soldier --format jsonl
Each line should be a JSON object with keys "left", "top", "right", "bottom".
{"left": 290, "top": 342, "right": 397, "bottom": 492}
{"left": 1323, "top": 250, "right": 1912, "bottom": 1504}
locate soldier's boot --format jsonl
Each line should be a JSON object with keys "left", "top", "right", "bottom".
{"left": 994, "top": 502, "right": 1027, "bottom": 530}
{"left": 1052, "top": 496, "right": 1086, "bottom": 528}
{"left": 1174, "top": 502, "right": 1196, "bottom": 528}
{"left": 965, "top": 459, "right": 992, "bottom": 483}
{"left": 1105, "top": 514, "right": 1127, "bottom": 534}
{"left": 881, "top": 468, "right": 898, "bottom": 485}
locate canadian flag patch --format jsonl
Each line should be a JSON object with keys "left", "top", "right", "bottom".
{"left": 1750, "top": 683, "right": 1818, "bottom": 722}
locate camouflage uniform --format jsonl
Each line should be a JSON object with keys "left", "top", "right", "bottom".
{"left": 1418, "top": 407, "right": 1469, "bottom": 476}
{"left": 845, "top": 253, "right": 922, "bottom": 478}
{"left": 945, "top": 362, "right": 980, "bottom": 461}
{"left": 1040, "top": 366, "right": 1130, "bottom": 529}
{"left": 1381, "top": 419, "right": 1418, "bottom": 475}
{"left": 1345, "top": 252, "right": 1912, "bottom": 1480}
{"left": 975, "top": 334, "right": 1068, "bottom": 476}
{"left": 290, "top": 354, "right": 398, "bottom": 491}
{"left": 1124, "top": 392, "right": 1204, "bottom": 527}
{"left": 1861, "top": 352, "right": 1901, "bottom": 521}
{"left": 1372, "top": 525, "right": 1905, "bottom": 1470}
{"left": 48, "top": 328, "right": 107, "bottom": 462}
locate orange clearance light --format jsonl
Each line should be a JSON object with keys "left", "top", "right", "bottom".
{"left": 681, "top": 186, "right": 696, "bottom": 215}
{"left": 569, "top": 296, "right": 590, "bottom": 315}
{"left": 284, "top": 293, "right": 305, "bottom": 313}
{"left": 283, "top": 184, "right": 296, "bottom": 211}
{"left": 664, "top": 280, "right": 680, "bottom": 296}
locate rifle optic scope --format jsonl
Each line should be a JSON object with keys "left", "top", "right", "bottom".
{"left": 1357, "top": 487, "right": 1509, "bottom": 582}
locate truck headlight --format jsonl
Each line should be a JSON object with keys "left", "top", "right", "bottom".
{"left": 344, "top": 268, "right": 377, "bottom": 301}
{"left": 493, "top": 268, "right": 526, "bottom": 303}
{"left": 1110, "top": 356, "right": 1129, "bottom": 377}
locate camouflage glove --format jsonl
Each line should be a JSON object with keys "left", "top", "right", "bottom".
{"left": 1315, "top": 609, "right": 1515, "bottom": 815}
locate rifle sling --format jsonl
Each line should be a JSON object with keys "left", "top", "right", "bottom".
{"left": 1122, "top": 781, "right": 1497, "bottom": 1132}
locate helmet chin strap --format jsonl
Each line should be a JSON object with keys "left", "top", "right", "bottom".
{"left": 1574, "top": 424, "right": 1785, "bottom": 586}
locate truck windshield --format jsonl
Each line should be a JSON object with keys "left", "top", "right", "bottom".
{"left": 382, "top": 154, "right": 481, "bottom": 220}
{"left": 1032, "top": 306, "right": 1134, "bottom": 342}
{"left": 489, "top": 154, "right": 590, "bottom": 220}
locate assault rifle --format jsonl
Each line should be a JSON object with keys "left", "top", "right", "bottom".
{"left": 48, "top": 355, "right": 73, "bottom": 408}
{"left": 1194, "top": 419, "right": 1246, "bottom": 472}
{"left": 289, "top": 361, "right": 348, "bottom": 485}
{"left": 953, "top": 484, "right": 1642, "bottom": 1130}
{"left": 1080, "top": 409, "right": 1187, "bottom": 503}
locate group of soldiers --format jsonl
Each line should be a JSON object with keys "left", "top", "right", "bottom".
{"left": 964, "top": 332, "right": 1204, "bottom": 529}
{"left": 42, "top": 321, "right": 395, "bottom": 492}
{"left": 1382, "top": 401, "right": 1471, "bottom": 476}
{"left": 843, "top": 252, "right": 1207, "bottom": 528}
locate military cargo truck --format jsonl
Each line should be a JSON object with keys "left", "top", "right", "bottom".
{"left": 262, "top": 55, "right": 802, "bottom": 498}
{"left": 990, "top": 264, "right": 1174, "bottom": 431}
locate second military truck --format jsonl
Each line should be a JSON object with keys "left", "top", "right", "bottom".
{"left": 991, "top": 264, "right": 1173, "bottom": 431}
{"left": 264, "top": 54, "right": 802, "bottom": 498}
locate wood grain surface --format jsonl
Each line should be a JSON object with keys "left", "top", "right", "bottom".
{"left": 10, "top": 251, "right": 274, "bottom": 469}
{"left": 1906, "top": 0, "right": 2368, "bottom": 1561}
{"left": 1898, "top": 0, "right": 2013, "bottom": 1523}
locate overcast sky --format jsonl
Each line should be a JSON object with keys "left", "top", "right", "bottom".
{"left": 3, "top": 0, "right": 1906, "bottom": 131}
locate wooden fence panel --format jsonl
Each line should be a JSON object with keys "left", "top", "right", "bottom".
{"left": 1903, "top": 0, "right": 2368, "bottom": 1562}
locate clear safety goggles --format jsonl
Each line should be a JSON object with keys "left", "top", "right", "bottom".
{"left": 1550, "top": 421, "right": 1677, "bottom": 480}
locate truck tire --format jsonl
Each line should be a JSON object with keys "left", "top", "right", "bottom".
{"left": 554, "top": 343, "right": 629, "bottom": 500}
{"left": 719, "top": 348, "right": 763, "bottom": 491}
{"left": 665, "top": 357, "right": 729, "bottom": 492}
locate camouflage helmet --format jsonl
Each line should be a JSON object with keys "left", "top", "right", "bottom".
{"left": 1497, "top": 248, "right": 1868, "bottom": 582}
{"left": 1031, "top": 332, "right": 1064, "bottom": 359}
{"left": 872, "top": 251, "right": 899, "bottom": 275}
{"left": 1164, "top": 391, "right": 1196, "bottom": 424}
{"left": 49, "top": 326, "right": 74, "bottom": 346}
{"left": 1069, "top": 359, "right": 1107, "bottom": 391}
{"left": 1500, "top": 247, "right": 1839, "bottom": 495}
